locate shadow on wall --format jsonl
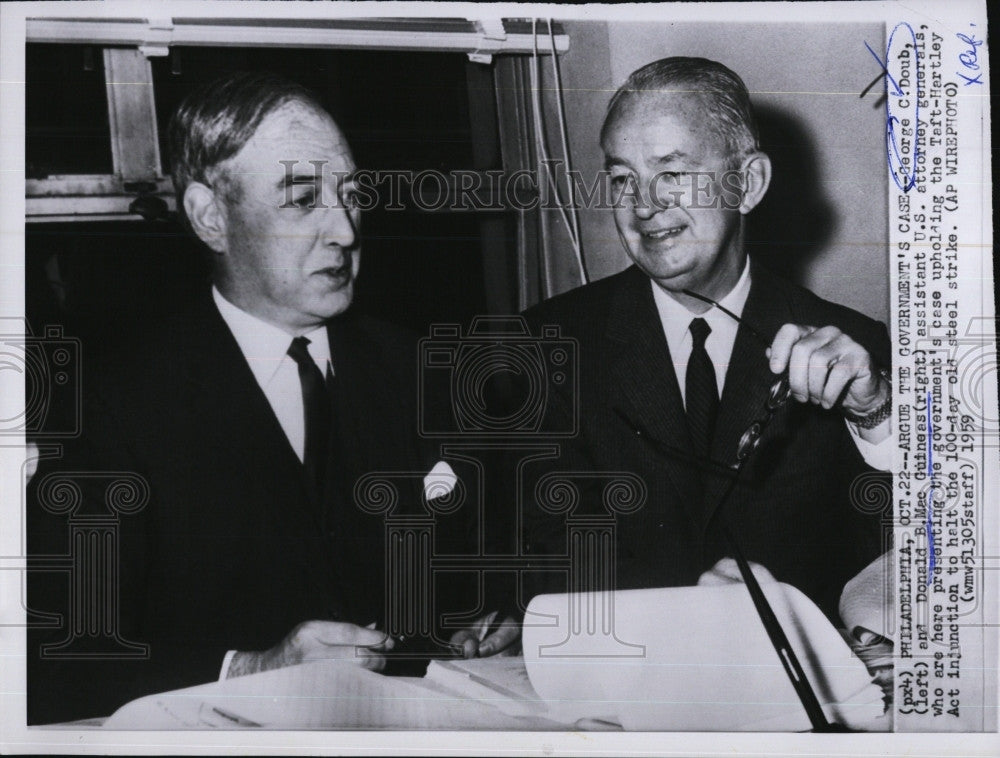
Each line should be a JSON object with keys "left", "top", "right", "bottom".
{"left": 746, "top": 104, "right": 835, "bottom": 287}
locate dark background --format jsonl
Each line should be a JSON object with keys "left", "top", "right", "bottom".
{"left": 26, "top": 45, "right": 513, "bottom": 345}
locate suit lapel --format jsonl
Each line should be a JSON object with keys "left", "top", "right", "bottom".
{"left": 326, "top": 315, "right": 380, "bottom": 491}
{"left": 604, "top": 267, "right": 704, "bottom": 527}
{"left": 325, "top": 313, "right": 423, "bottom": 517}
{"left": 702, "top": 264, "right": 794, "bottom": 528}
{"left": 324, "top": 315, "right": 422, "bottom": 622}
{"left": 182, "top": 293, "right": 324, "bottom": 538}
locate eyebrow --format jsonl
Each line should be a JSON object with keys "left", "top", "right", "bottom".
{"left": 603, "top": 150, "right": 690, "bottom": 170}
{"left": 276, "top": 174, "right": 319, "bottom": 190}
{"left": 275, "top": 169, "right": 357, "bottom": 191}
{"left": 654, "top": 150, "right": 689, "bottom": 165}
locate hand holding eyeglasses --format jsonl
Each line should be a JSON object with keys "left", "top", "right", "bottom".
{"left": 767, "top": 324, "right": 891, "bottom": 439}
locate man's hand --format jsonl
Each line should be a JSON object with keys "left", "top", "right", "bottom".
{"left": 698, "top": 557, "right": 777, "bottom": 586}
{"left": 449, "top": 611, "right": 520, "bottom": 659}
{"left": 768, "top": 324, "right": 890, "bottom": 442}
{"left": 227, "top": 620, "right": 394, "bottom": 678}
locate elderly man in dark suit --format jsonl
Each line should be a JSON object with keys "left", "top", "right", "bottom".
{"left": 502, "top": 57, "right": 893, "bottom": 643}
{"left": 26, "top": 72, "right": 441, "bottom": 723}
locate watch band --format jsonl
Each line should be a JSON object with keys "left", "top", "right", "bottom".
{"left": 845, "top": 369, "right": 892, "bottom": 429}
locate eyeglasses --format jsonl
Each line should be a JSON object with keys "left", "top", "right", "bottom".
{"left": 680, "top": 288, "right": 790, "bottom": 469}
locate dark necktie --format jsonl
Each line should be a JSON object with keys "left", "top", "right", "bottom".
{"left": 287, "top": 336, "right": 331, "bottom": 501}
{"left": 685, "top": 317, "right": 718, "bottom": 460}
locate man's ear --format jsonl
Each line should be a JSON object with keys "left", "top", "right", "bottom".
{"left": 183, "top": 182, "right": 227, "bottom": 254}
{"left": 737, "top": 151, "right": 772, "bottom": 215}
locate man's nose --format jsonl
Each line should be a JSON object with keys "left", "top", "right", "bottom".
{"left": 631, "top": 183, "right": 661, "bottom": 221}
{"left": 323, "top": 204, "right": 358, "bottom": 249}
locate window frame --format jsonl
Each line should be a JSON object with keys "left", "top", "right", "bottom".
{"left": 24, "top": 16, "right": 565, "bottom": 224}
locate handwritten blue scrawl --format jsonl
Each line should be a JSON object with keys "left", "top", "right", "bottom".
{"left": 865, "top": 22, "right": 920, "bottom": 192}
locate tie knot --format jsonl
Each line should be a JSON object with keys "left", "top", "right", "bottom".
{"left": 287, "top": 336, "right": 314, "bottom": 367}
{"left": 689, "top": 317, "right": 711, "bottom": 348}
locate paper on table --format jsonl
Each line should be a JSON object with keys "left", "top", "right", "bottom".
{"left": 839, "top": 551, "right": 894, "bottom": 643}
{"left": 424, "top": 657, "right": 547, "bottom": 718}
{"left": 521, "top": 583, "right": 886, "bottom": 731}
{"left": 423, "top": 656, "right": 621, "bottom": 728}
{"left": 103, "top": 658, "right": 560, "bottom": 729}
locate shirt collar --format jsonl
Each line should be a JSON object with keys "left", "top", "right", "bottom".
{"left": 212, "top": 286, "right": 332, "bottom": 387}
{"left": 651, "top": 258, "right": 753, "bottom": 344}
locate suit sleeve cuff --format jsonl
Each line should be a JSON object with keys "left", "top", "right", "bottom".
{"left": 219, "top": 650, "right": 237, "bottom": 681}
{"left": 845, "top": 419, "right": 893, "bottom": 471}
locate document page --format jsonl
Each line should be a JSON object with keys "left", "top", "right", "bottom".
{"left": 105, "top": 658, "right": 560, "bottom": 730}
{"left": 521, "top": 583, "right": 886, "bottom": 731}
{"left": 2, "top": 1, "right": 994, "bottom": 755}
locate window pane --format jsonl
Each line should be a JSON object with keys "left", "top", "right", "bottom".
{"left": 26, "top": 44, "right": 113, "bottom": 178}
{"left": 151, "top": 47, "right": 474, "bottom": 176}
{"left": 354, "top": 209, "right": 491, "bottom": 332}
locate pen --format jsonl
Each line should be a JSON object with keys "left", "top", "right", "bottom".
{"left": 477, "top": 610, "right": 499, "bottom": 642}
{"left": 208, "top": 705, "right": 262, "bottom": 728}
{"left": 476, "top": 610, "right": 501, "bottom": 656}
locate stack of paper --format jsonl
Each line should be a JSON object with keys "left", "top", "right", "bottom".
{"left": 839, "top": 551, "right": 895, "bottom": 702}
{"left": 104, "top": 583, "right": 887, "bottom": 731}
{"left": 422, "top": 657, "right": 544, "bottom": 718}
{"left": 103, "top": 657, "right": 561, "bottom": 730}
{"left": 520, "top": 583, "right": 887, "bottom": 731}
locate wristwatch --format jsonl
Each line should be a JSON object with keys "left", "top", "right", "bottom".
{"left": 844, "top": 368, "right": 892, "bottom": 429}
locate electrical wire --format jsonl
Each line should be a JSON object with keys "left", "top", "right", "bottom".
{"left": 547, "top": 18, "right": 587, "bottom": 284}
{"left": 530, "top": 18, "right": 588, "bottom": 287}
{"left": 530, "top": 19, "right": 575, "bottom": 242}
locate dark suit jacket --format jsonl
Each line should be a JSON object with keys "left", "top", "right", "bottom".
{"left": 26, "top": 292, "right": 431, "bottom": 724}
{"left": 520, "top": 263, "right": 891, "bottom": 622}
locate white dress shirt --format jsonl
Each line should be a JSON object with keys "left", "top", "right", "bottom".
{"left": 652, "top": 260, "right": 752, "bottom": 403}
{"left": 213, "top": 286, "right": 332, "bottom": 463}
{"left": 650, "top": 261, "right": 891, "bottom": 471}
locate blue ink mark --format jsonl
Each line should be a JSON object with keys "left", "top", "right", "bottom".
{"left": 926, "top": 391, "right": 935, "bottom": 584}
{"left": 866, "top": 22, "right": 921, "bottom": 192}
{"left": 956, "top": 23, "right": 983, "bottom": 86}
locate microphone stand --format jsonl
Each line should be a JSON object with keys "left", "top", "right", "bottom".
{"left": 710, "top": 443, "right": 852, "bottom": 732}
{"left": 622, "top": 410, "right": 852, "bottom": 731}
{"left": 721, "top": 520, "right": 850, "bottom": 732}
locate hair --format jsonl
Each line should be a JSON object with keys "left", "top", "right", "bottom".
{"left": 168, "top": 71, "right": 327, "bottom": 225}
{"left": 600, "top": 57, "right": 760, "bottom": 166}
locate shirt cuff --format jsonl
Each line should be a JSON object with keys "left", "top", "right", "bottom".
{"left": 845, "top": 419, "right": 894, "bottom": 472}
{"left": 219, "top": 649, "right": 237, "bottom": 681}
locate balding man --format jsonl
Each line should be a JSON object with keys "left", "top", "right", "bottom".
{"left": 517, "top": 57, "right": 891, "bottom": 630}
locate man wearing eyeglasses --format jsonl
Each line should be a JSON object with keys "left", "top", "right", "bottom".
{"left": 515, "top": 57, "right": 891, "bottom": 632}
